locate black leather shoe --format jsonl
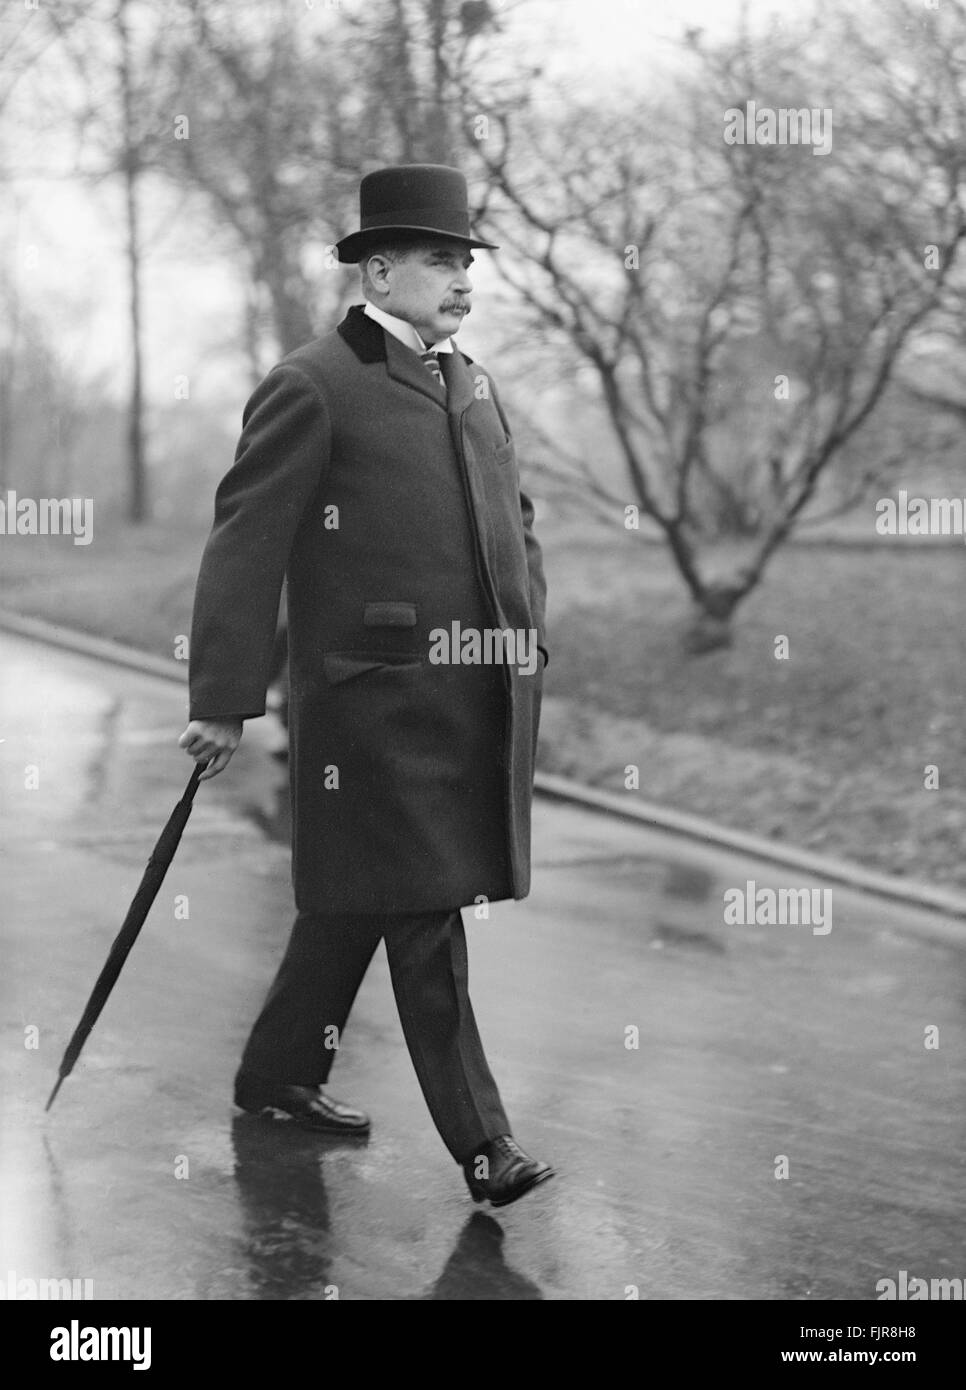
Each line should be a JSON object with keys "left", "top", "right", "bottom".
{"left": 234, "top": 1072, "right": 370, "bottom": 1135}
{"left": 463, "top": 1135, "right": 554, "bottom": 1208}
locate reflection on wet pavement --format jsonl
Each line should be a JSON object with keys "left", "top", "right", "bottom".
{"left": 230, "top": 1116, "right": 336, "bottom": 1300}
{"left": 3, "top": 630, "right": 966, "bottom": 1300}
{"left": 425, "top": 1214, "right": 543, "bottom": 1300}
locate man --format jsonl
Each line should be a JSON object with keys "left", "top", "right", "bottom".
{"left": 179, "top": 164, "right": 552, "bottom": 1208}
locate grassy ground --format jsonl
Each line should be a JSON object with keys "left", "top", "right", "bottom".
{"left": 538, "top": 525, "right": 966, "bottom": 890}
{"left": 2, "top": 517, "right": 964, "bottom": 892}
{"left": 0, "top": 521, "right": 209, "bottom": 659}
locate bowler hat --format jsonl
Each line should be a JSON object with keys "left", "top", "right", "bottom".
{"left": 336, "top": 164, "right": 499, "bottom": 263}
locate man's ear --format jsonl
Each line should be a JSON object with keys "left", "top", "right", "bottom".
{"left": 366, "top": 254, "right": 392, "bottom": 294}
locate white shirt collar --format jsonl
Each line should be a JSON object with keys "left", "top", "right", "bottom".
{"left": 363, "top": 301, "right": 455, "bottom": 354}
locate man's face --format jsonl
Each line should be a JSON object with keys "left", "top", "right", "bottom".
{"left": 368, "top": 238, "right": 475, "bottom": 344}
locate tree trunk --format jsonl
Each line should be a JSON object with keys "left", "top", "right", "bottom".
{"left": 123, "top": 157, "right": 146, "bottom": 522}
{"left": 261, "top": 251, "right": 315, "bottom": 356}
{"left": 118, "top": 0, "right": 147, "bottom": 523}
{"left": 425, "top": 0, "right": 451, "bottom": 162}
{"left": 683, "top": 581, "right": 744, "bottom": 653}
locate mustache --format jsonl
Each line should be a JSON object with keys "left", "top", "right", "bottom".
{"left": 440, "top": 300, "right": 471, "bottom": 315}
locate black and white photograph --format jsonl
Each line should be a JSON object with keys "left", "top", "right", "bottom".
{"left": 1, "top": 0, "right": 964, "bottom": 1347}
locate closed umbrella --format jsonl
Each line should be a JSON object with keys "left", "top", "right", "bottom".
{"left": 45, "top": 762, "right": 205, "bottom": 1111}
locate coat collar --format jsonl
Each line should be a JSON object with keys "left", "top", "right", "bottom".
{"left": 337, "top": 303, "right": 386, "bottom": 363}
{"left": 337, "top": 303, "right": 476, "bottom": 415}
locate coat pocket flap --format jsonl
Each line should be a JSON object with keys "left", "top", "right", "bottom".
{"left": 364, "top": 601, "right": 418, "bottom": 628}
{"left": 323, "top": 652, "right": 423, "bottom": 685}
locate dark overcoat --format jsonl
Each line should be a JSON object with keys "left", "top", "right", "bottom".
{"left": 189, "top": 305, "right": 548, "bottom": 915}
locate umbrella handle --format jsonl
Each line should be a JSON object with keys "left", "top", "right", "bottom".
{"left": 182, "top": 758, "right": 215, "bottom": 801}
{"left": 185, "top": 761, "right": 206, "bottom": 799}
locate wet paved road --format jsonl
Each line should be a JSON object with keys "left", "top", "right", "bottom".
{"left": 2, "top": 629, "right": 965, "bottom": 1301}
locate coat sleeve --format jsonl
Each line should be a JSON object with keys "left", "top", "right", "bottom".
{"left": 488, "top": 374, "right": 549, "bottom": 668}
{"left": 519, "top": 486, "right": 548, "bottom": 668}
{"left": 189, "top": 364, "right": 330, "bottom": 721}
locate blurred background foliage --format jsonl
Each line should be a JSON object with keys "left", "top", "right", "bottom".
{"left": 1, "top": 1, "right": 964, "bottom": 612}
{"left": 1, "top": 0, "right": 965, "bottom": 886}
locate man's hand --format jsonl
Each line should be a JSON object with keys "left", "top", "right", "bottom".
{"left": 178, "top": 718, "right": 243, "bottom": 780}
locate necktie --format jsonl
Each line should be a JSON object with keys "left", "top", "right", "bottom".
{"left": 420, "top": 350, "right": 445, "bottom": 392}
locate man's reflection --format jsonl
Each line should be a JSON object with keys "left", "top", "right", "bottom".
{"left": 231, "top": 1113, "right": 340, "bottom": 1299}
{"left": 425, "top": 1213, "right": 543, "bottom": 1300}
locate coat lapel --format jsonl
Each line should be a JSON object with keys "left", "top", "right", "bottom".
{"left": 338, "top": 304, "right": 477, "bottom": 414}
{"left": 439, "top": 348, "right": 477, "bottom": 418}
{"left": 384, "top": 332, "right": 447, "bottom": 408}
{"left": 337, "top": 303, "right": 444, "bottom": 409}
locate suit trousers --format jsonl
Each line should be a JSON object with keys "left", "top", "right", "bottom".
{"left": 237, "top": 908, "right": 510, "bottom": 1162}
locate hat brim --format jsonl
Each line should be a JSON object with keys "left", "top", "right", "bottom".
{"left": 336, "top": 225, "right": 499, "bottom": 264}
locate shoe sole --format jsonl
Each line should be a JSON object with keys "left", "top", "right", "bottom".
{"left": 236, "top": 1101, "right": 370, "bottom": 1136}
{"left": 471, "top": 1167, "right": 555, "bottom": 1208}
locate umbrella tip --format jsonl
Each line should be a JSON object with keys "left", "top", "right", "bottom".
{"left": 45, "top": 1076, "right": 64, "bottom": 1112}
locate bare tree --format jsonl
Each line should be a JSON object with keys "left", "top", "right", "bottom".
{"left": 116, "top": 0, "right": 148, "bottom": 521}
{"left": 36, "top": 0, "right": 184, "bottom": 522}
{"left": 0, "top": 264, "right": 95, "bottom": 499}
{"left": 470, "top": 0, "right": 966, "bottom": 646}
{"left": 0, "top": 259, "right": 27, "bottom": 486}
{"left": 341, "top": 0, "right": 520, "bottom": 165}
{"left": 0, "top": 2, "right": 60, "bottom": 127}
{"left": 164, "top": 0, "right": 336, "bottom": 356}
{"left": 0, "top": 6, "right": 74, "bottom": 477}
{"left": 165, "top": 0, "right": 533, "bottom": 358}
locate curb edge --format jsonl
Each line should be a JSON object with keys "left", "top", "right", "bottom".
{"left": 3, "top": 606, "right": 963, "bottom": 929}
